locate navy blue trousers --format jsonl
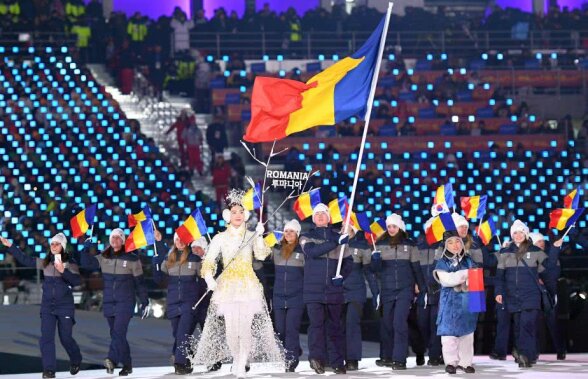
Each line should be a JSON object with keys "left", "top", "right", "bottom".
{"left": 170, "top": 311, "right": 197, "bottom": 365}
{"left": 106, "top": 314, "right": 132, "bottom": 367}
{"left": 416, "top": 304, "right": 442, "bottom": 360}
{"left": 382, "top": 298, "right": 412, "bottom": 363}
{"left": 544, "top": 306, "right": 566, "bottom": 354}
{"left": 513, "top": 309, "right": 540, "bottom": 361}
{"left": 40, "top": 313, "right": 82, "bottom": 371}
{"left": 274, "top": 307, "right": 304, "bottom": 367}
{"left": 306, "top": 303, "right": 345, "bottom": 368}
{"left": 345, "top": 302, "right": 364, "bottom": 361}
{"left": 493, "top": 305, "right": 511, "bottom": 356}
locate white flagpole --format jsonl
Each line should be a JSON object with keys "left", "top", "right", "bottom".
{"left": 335, "top": 2, "right": 394, "bottom": 278}
{"left": 560, "top": 224, "right": 575, "bottom": 241}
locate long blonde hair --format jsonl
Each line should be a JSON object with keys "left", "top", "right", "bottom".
{"left": 280, "top": 236, "right": 299, "bottom": 260}
{"left": 166, "top": 246, "right": 190, "bottom": 268}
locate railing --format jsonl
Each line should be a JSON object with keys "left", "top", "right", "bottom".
{"left": 191, "top": 29, "right": 588, "bottom": 58}
{"left": 0, "top": 32, "right": 75, "bottom": 47}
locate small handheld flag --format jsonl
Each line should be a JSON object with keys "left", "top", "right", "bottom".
{"left": 468, "top": 268, "right": 486, "bottom": 313}
{"left": 125, "top": 220, "right": 155, "bottom": 252}
{"left": 176, "top": 208, "right": 208, "bottom": 244}
{"left": 264, "top": 231, "right": 284, "bottom": 248}
{"left": 70, "top": 204, "right": 97, "bottom": 238}
{"left": 475, "top": 218, "right": 497, "bottom": 246}
{"left": 128, "top": 206, "right": 152, "bottom": 227}
{"left": 242, "top": 183, "right": 262, "bottom": 211}
{"left": 425, "top": 212, "right": 456, "bottom": 245}
{"left": 369, "top": 219, "right": 387, "bottom": 239}
{"left": 328, "top": 197, "right": 349, "bottom": 224}
{"left": 460, "top": 195, "right": 488, "bottom": 220}
{"left": 293, "top": 188, "right": 322, "bottom": 220}
{"left": 434, "top": 183, "right": 455, "bottom": 209}
{"left": 549, "top": 208, "right": 585, "bottom": 230}
{"left": 564, "top": 188, "right": 580, "bottom": 209}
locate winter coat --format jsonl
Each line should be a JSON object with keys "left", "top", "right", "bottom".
{"left": 417, "top": 241, "right": 443, "bottom": 305}
{"left": 343, "top": 237, "right": 379, "bottom": 303}
{"left": 272, "top": 243, "right": 304, "bottom": 309}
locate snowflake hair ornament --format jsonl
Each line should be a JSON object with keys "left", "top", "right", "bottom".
{"left": 223, "top": 188, "right": 251, "bottom": 223}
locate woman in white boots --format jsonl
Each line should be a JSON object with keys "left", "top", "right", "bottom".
{"left": 190, "top": 190, "right": 284, "bottom": 377}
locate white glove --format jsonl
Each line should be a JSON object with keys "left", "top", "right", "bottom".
{"left": 376, "top": 294, "right": 381, "bottom": 310}
{"left": 205, "top": 274, "right": 217, "bottom": 291}
{"left": 140, "top": 302, "right": 150, "bottom": 319}
{"left": 256, "top": 223, "right": 265, "bottom": 235}
{"left": 502, "top": 240, "right": 511, "bottom": 248}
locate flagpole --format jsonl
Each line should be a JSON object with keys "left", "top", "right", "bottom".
{"left": 335, "top": 2, "right": 394, "bottom": 278}
{"left": 560, "top": 224, "right": 575, "bottom": 241}
{"left": 151, "top": 219, "right": 158, "bottom": 257}
{"left": 496, "top": 234, "right": 502, "bottom": 249}
{"left": 89, "top": 225, "right": 94, "bottom": 240}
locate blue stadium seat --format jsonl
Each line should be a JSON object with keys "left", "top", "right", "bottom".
{"left": 251, "top": 62, "right": 266, "bottom": 73}
{"left": 476, "top": 107, "right": 495, "bottom": 118}
{"left": 499, "top": 123, "right": 519, "bottom": 134}
{"left": 306, "top": 62, "right": 321, "bottom": 72}
{"left": 418, "top": 107, "right": 438, "bottom": 119}
{"left": 225, "top": 93, "right": 241, "bottom": 104}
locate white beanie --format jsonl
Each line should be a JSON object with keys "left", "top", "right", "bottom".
{"left": 191, "top": 237, "right": 208, "bottom": 250}
{"left": 451, "top": 213, "right": 469, "bottom": 228}
{"left": 312, "top": 203, "right": 330, "bottom": 223}
{"left": 431, "top": 203, "right": 449, "bottom": 217}
{"left": 50, "top": 233, "right": 67, "bottom": 252}
{"left": 284, "top": 219, "right": 302, "bottom": 236}
{"left": 109, "top": 228, "right": 125, "bottom": 245}
{"left": 386, "top": 213, "right": 406, "bottom": 232}
{"left": 174, "top": 232, "right": 181, "bottom": 242}
{"left": 529, "top": 232, "right": 545, "bottom": 244}
{"left": 510, "top": 219, "right": 530, "bottom": 239}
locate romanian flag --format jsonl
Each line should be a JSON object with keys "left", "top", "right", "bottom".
{"left": 125, "top": 220, "right": 155, "bottom": 252}
{"left": 128, "top": 206, "right": 152, "bottom": 227}
{"left": 460, "top": 195, "right": 487, "bottom": 220}
{"left": 434, "top": 183, "right": 455, "bottom": 209}
{"left": 242, "top": 183, "right": 262, "bottom": 211}
{"left": 475, "top": 218, "right": 497, "bottom": 246}
{"left": 564, "top": 188, "right": 580, "bottom": 209}
{"left": 264, "top": 231, "right": 284, "bottom": 248}
{"left": 369, "top": 219, "right": 387, "bottom": 239}
{"left": 468, "top": 268, "right": 486, "bottom": 313}
{"left": 328, "top": 197, "right": 349, "bottom": 224}
{"left": 176, "top": 208, "right": 208, "bottom": 244}
{"left": 243, "top": 17, "right": 387, "bottom": 142}
{"left": 353, "top": 212, "right": 372, "bottom": 231}
{"left": 425, "top": 212, "right": 456, "bottom": 245}
{"left": 549, "top": 208, "right": 585, "bottom": 230}
{"left": 293, "top": 188, "right": 322, "bottom": 220}
{"left": 70, "top": 204, "right": 97, "bottom": 238}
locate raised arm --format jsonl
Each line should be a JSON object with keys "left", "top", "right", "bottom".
{"left": 79, "top": 241, "right": 101, "bottom": 270}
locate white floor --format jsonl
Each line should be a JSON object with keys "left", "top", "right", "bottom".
{"left": 6, "top": 355, "right": 588, "bottom": 378}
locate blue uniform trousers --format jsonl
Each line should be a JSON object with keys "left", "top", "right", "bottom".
{"left": 274, "top": 307, "right": 304, "bottom": 367}
{"left": 382, "top": 297, "right": 412, "bottom": 363}
{"left": 493, "top": 305, "right": 511, "bottom": 356}
{"left": 40, "top": 313, "right": 82, "bottom": 371}
{"left": 170, "top": 312, "right": 196, "bottom": 365}
{"left": 513, "top": 309, "right": 539, "bottom": 361}
{"left": 306, "top": 303, "right": 345, "bottom": 368}
{"left": 345, "top": 302, "right": 364, "bottom": 361}
{"left": 107, "top": 314, "right": 133, "bottom": 367}
{"left": 416, "top": 304, "right": 442, "bottom": 360}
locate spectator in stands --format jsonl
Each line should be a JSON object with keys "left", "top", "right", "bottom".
{"left": 182, "top": 122, "right": 204, "bottom": 176}
{"left": 194, "top": 52, "right": 211, "bottom": 112}
{"left": 166, "top": 110, "right": 192, "bottom": 167}
{"left": 170, "top": 6, "right": 193, "bottom": 55}
{"left": 211, "top": 154, "right": 231, "bottom": 208}
{"left": 206, "top": 115, "right": 228, "bottom": 164}
{"left": 229, "top": 152, "right": 245, "bottom": 190}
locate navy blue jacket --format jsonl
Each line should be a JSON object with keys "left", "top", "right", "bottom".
{"left": 299, "top": 226, "right": 353, "bottom": 304}
{"left": 465, "top": 236, "right": 497, "bottom": 269}
{"left": 495, "top": 242, "right": 551, "bottom": 312}
{"left": 9, "top": 245, "right": 81, "bottom": 317}
{"left": 272, "top": 243, "right": 304, "bottom": 309}
{"left": 153, "top": 243, "right": 204, "bottom": 318}
{"left": 417, "top": 241, "right": 442, "bottom": 305}
{"left": 371, "top": 237, "right": 426, "bottom": 302}
{"left": 343, "top": 237, "right": 379, "bottom": 303}
{"left": 80, "top": 245, "right": 148, "bottom": 317}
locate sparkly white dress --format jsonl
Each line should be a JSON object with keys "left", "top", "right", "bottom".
{"left": 189, "top": 223, "right": 284, "bottom": 376}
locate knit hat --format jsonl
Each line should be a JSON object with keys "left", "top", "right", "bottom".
{"left": 174, "top": 232, "right": 181, "bottom": 242}
{"left": 191, "top": 237, "right": 208, "bottom": 250}
{"left": 386, "top": 213, "right": 406, "bottom": 232}
{"left": 510, "top": 219, "right": 530, "bottom": 239}
{"left": 442, "top": 230, "right": 463, "bottom": 258}
{"left": 312, "top": 203, "right": 330, "bottom": 223}
{"left": 284, "top": 219, "right": 302, "bottom": 236}
{"left": 109, "top": 228, "right": 125, "bottom": 245}
{"left": 451, "top": 213, "right": 469, "bottom": 228}
{"left": 529, "top": 232, "right": 545, "bottom": 244}
{"left": 50, "top": 233, "right": 67, "bottom": 252}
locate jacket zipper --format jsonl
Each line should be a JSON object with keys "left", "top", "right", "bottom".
{"left": 284, "top": 252, "right": 288, "bottom": 309}
{"left": 113, "top": 258, "right": 117, "bottom": 302}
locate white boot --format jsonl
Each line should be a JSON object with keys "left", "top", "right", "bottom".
{"left": 235, "top": 353, "right": 248, "bottom": 378}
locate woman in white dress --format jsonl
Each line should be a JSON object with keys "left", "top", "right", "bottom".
{"left": 189, "top": 190, "right": 284, "bottom": 377}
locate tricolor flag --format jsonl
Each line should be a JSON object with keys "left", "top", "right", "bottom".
{"left": 475, "top": 218, "right": 497, "bottom": 246}
{"left": 369, "top": 219, "right": 387, "bottom": 238}
{"left": 243, "top": 16, "right": 387, "bottom": 142}
{"left": 353, "top": 212, "right": 372, "bottom": 231}
{"left": 264, "top": 231, "right": 284, "bottom": 248}
{"left": 242, "top": 183, "right": 262, "bottom": 211}
{"left": 176, "top": 208, "right": 208, "bottom": 244}
{"left": 468, "top": 268, "right": 486, "bottom": 313}
{"left": 564, "top": 188, "right": 580, "bottom": 209}
{"left": 128, "top": 206, "right": 152, "bottom": 227}
{"left": 125, "top": 220, "right": 155, "bottom": 252}
{"left": 293, "top": 188, "right": 322, "bottom": 220}
{"left": 434, "top": 183, "right": 455, "bottom": 209}
{"left": 70, "top": 204, "right": 97, "bottom": 238}
{"left": 328, "top": 197, "right": 349, "bottom": 224}
{"left": 425, "top": 212, "right": 456, "bottom": 245}
{"left": 549, "top": 208, "right": 585, "bottom": 230}
{"left": 460, "top": 195, "right": 487, "bottom": 220}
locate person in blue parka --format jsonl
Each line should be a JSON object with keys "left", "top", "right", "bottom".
{"left": 1, "top": 233, "right": 82, "bottom": 379}
{"left": 494, "top": 220, "right": 551, "bottom": 369}
{"left": 152, "top": 231, "right": 206, "bottom": 375}
{"left": 371, "top": 213, "right": 426, "bottom": 370}
{"left": 433, "top": 230, "right": 478, "bottom": 375}
{"left": 271, "top": 219, "right": 305, "bottom": 372}
{"left": 299, "top": 203, "right": 353, "bottom": 375}
{"left": 80, "top": 228, "right": 149, "bottom": 376}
